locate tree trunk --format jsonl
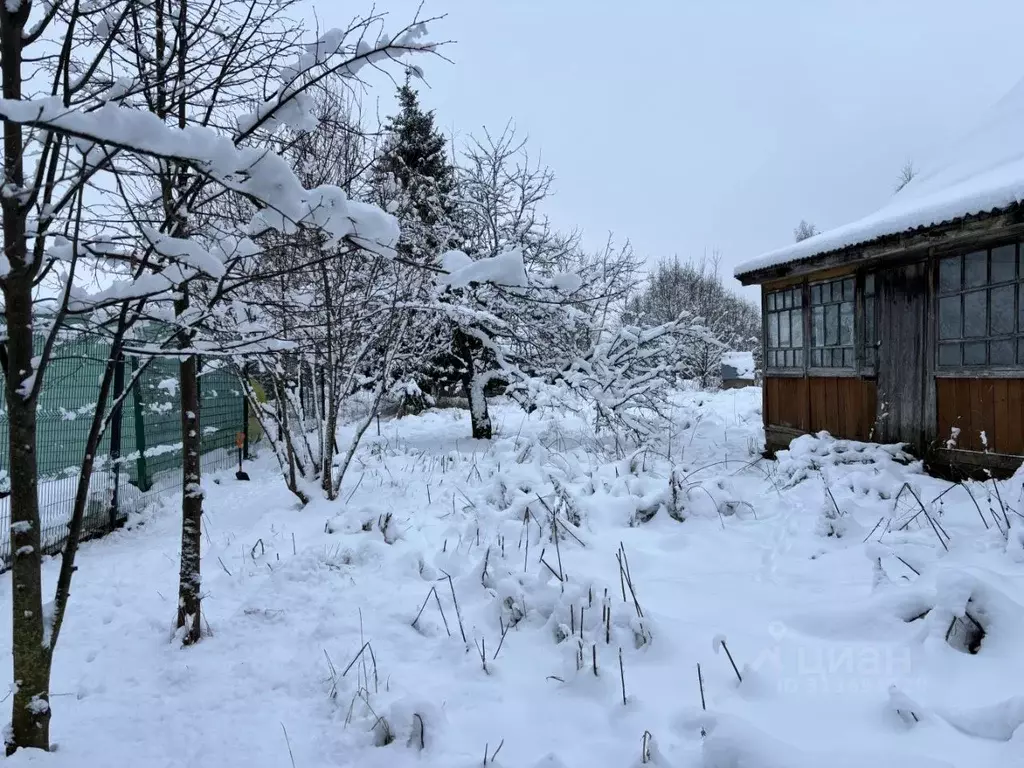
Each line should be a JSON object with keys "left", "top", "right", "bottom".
{"left": 454, "top": 329, "right": 492, "bottom": 440}
{"left": 4, "top": 281, "right": 50, "bottom": 754}
{"left": 176, "top": 348, "right": 203, "bottom": 645}
{"left": 2, "top": 0, "right": 51, "bottom": 752}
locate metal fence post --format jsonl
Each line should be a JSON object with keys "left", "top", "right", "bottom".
{"left": 131, "top": 357, "right": 151, "bottom": 492}
{"left": 107, "top": 350, "right": 126, "bottom": 530}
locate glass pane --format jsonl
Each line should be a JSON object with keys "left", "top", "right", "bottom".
{"left": 938, "top": 343, "right": 960, "bottom": 367}
{"left": 843, "top": 278, "right": 854, "bottom": 302}
{"left": 1020, "top": 338, "right": 1024, "bottom": 365}
{"left": 792, "top": 310, "right": 803, "bottom": 347}
{"left": 840, "top": 302, "right": 854, "bottom": 345}
{"left": 939, "top": 296, "right": 961, "bottom": 339}
{"left": 825, "top": 304, "right": 839, "bottom": 345}
{"left": 965, "top": 250, "right": 987, "bottom": 287}
{"left": 992, "top": 244, "right": 1017, "bottom": 282}
{"left": 812, "top": 306, "right": 824, "bottom": 346}
{"left": 991, "top": 285, "right": 1015, "bottom": 335}
{"left": 831, "top": 281, "right": 842, "bottom": 302}
{"left": 864, "top": 273, "right": 875, "bottom": 297}
{"left": 768, "top": 313, "right": 779, "bottom": 347}
{"left": 794, "top": 350, "right": 803, "bottom": 367}
{"left": 768, "top": 351, "right": 777, "bottom": 368}
{"left": 865, "top": 297, "right": 876, "bottom": 342}
{"left": 784, "top": 350, "right": 794, "bottom": 367}
{"left": 811, "top": 284, "right": 822, "bottom": 305}
{"left": 780, "top": 311, "right": 791, "bottom": 346}
{"left": 939, "top": 256, "right": 961, "bottom": 293}
{"left": 963, "top": 342, "right": 986, "bottom": 365}
{"left": 792, "top": 288, "right": 802, "bottom": 307}
{"left": 767, "top": 293, "right": 776, "bottom": 311}
{"left": 782, "top": 291, "right": 791, "bottom": 309}
{"left": 842, "top": 348, "right": 854, "bottom": 367}
{"left": 963, "top": 290, "right": 987, "bottom": 337}
{"left": 1019, "top": 284, "right": 1024, "bottom": 332}
{"left": 832, "top": 349, "right": 842, "bottom": 367}
{"left": 991, "top": 339, "right": 1015, "bottom": 365}
{"left": 812, "top": 349, "right": 821, "bottom": 367}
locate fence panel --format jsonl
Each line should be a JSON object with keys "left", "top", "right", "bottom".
{"left": 0, "top": 334, "right": 244, "bottom": 566}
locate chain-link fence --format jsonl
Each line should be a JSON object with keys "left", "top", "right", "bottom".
{"left": 0, "top": 336, "right": 246, "bottom": 567}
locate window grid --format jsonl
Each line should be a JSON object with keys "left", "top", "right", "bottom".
{"left": 937, "top": 243, "right": 1024, "bottom": 368}
{"left": 862, "top": 273, "right": 877, "bottom": 370}
{"left": 765, "top": 286, "right": 804, "bottom": 370}
{"left": 810, "top": 277, "right": 856, "bottom": 369}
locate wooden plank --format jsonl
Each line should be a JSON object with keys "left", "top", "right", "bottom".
{"left": 800, "top": 374, "right": 811, "bottom": 432}
{"left": 968, "top": 378, "right": 988, "bottom": 451}
{"left": 954, "top": 377, "right": 974, "bottom": 450}
{"left": 865, "top": 380, "right": 879, "bottom": 441}
{"left": 992, "top": 379, "right": 1010, "bottom": 454}
{"left": 827, "top": 377, "right": 841, "bottom": 436}
{"left": 764, "top": 376, "right": 812, "bottom": 431}
{"left": 1007, "top": 380, "right": 1024, "bottom": 456}
{"left": 839, "top": 379, "right": 853, "bottom": 438}
{"left": 934, "top": 377, "right": 1024, "bottom": 456}
{"left": 935, "top": 378, "right": 954, "bottom": 447}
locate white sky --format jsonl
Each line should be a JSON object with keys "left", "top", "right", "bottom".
{"left": 317, "top": 0, "right": 1024, "bottom": 299}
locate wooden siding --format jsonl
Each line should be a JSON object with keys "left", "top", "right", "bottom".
{"left": 875, "top": 261, "right": 929, "bottom": 450}
{"left": 936, "top": 378, "right": 1024, "bottom": 455}
{"left": 764, "top": 376, "right": 877, "bottom": 440}
{"left": 764, "top": 376, "right": 809, "bottom": 432}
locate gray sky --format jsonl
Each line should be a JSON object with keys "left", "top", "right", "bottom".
{"left": 320, "top": 0, "right": 1024, "bottom": 300}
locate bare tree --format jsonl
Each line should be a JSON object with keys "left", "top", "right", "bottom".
{"left": 895, "top": 160, "right": 917, "bottom": 193}
{"left": 794, "top": 220, "right": 819, "bottom": 242}
{"left": 626, "top": 253, "right": 761, "bottom": 387}
{"left": 0, "top": 0, "right": 436, "bottom": 750}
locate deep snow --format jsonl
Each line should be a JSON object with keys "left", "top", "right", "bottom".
{"left": 3, "top": 389, "right": 1023, "bottom": 767}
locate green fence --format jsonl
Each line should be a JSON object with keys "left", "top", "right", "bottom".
{"left": 0, "top": 334, "right": 245, "bottom": 565}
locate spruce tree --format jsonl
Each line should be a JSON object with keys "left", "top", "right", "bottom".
{"left": 373, "top": 77, "right": 477, "bottom": 414}
{"left": 373, "top": 77, "right": 460, "bottom": 262}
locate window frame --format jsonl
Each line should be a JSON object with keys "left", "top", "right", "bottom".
{"left": 763, "top": 284, "right": 805, "bottom": 374}
{"left": 807, "top": 275, "right": 857, "bottom": 373}
{"left": 934, "top": 240, "right": 1024, "bottom": 374}
{"left": 762, "top": 271, "right": 877, "bottom": 378}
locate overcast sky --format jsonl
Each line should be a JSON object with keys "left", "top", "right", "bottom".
{"left": 320, "top": 0, "right": 1024, "bottom": 299}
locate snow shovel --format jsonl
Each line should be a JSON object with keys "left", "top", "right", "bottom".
{"left": 235, "top": 432, "right": 250, "bottom": 481}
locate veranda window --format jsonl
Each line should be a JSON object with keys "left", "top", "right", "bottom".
{"left": 810, "top": 277, "right": 855, "bottom": 369}
{"left": 937, "top": 243, "right": 1024, "bottom": 368}
{"left": 765, "top": 286, "right": 803, "bottom": 370}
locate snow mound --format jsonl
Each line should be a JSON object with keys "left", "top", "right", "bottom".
{"left": 775, "top": 432, "right": 915, "bottom": 488}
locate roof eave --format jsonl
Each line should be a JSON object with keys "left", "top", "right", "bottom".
{"left": 736, "top": 203, "right": 1024, "bottom": 286}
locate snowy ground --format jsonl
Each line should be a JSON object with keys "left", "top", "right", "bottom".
{"left": 4, "top": 388, "right": 1024, "bottom": 767}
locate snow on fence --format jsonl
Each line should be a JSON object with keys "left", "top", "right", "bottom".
{"left": 0, "top": 336, "right": 245, "bottom": 566}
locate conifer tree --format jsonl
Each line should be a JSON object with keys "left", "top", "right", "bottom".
{"left": 373, "top": 76, "right": 461, "bottom": 262}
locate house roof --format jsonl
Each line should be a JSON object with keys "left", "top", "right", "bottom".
{"left": 735, "top": 76, "right": 1024, "bottom": 280}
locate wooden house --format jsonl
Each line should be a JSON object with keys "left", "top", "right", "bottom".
{"left": 735, "top": 82, "right": 1024, "bottom": 476}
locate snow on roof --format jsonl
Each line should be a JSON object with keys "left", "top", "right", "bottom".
{"left": 736, "top": 76, "right": 1024, "bottom": 278}
{"left": 721, "top": 350, "right": 755, "bottom": 379}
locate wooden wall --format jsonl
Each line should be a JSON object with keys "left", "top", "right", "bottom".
{"left": 936, "top": 378, "right": 1024, "bottom": 455}
{"left": 764, "top": 376, "right": 878, "bottom": 441}
{"left": 875, "top": 261, "right": 930, "bottom": 448}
